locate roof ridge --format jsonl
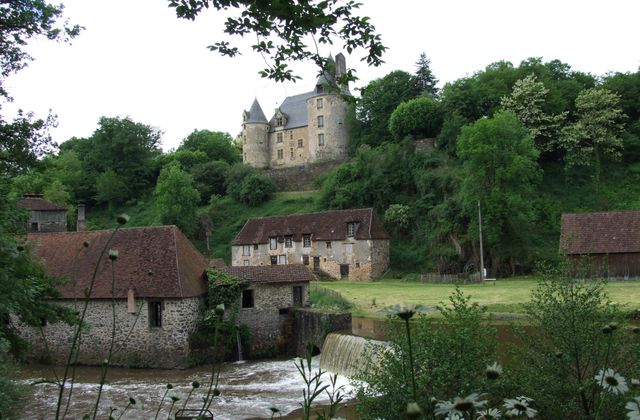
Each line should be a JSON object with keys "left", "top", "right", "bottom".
{"left": 247, "top": 208, "right": 375, "bottom": 221}
{"left": 172, "top": 226, "right": 184, "bottom": 299}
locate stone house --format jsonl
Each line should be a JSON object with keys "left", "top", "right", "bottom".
{"left": 220, "top": 265, "right": 315, "bottom": 355}
{"left": 15, "top": 225, "right": 209, "bottom": 368}
{"left": 560, "top": 210, "right": 640, "bottom": 279}
{"left": 17, "top": 193, "right": 68, "bottom": 232}
{"left": 231, "top": 208, "right": 390, "bottom": 280}
{"left": 242, "top": 53, "right": 350, "bottom": 169}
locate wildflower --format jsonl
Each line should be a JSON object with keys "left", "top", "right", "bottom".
{"left": 108, "top": 249, "right": 118, "bottom": 261}
{"left": 595, "top": 368, "right": 629, "bottom": 395}
{"left": 212, "top": 388, "right": 220, "bottom": 397}
{"left": 436, "top": 394, "right": 487, "bottom": 417}
{"left": 503, "top": 396, "right": 537, "bottom": 418}
{"left": 477, "top": 408, "right": 502, "bottom": 419}
{"left": 269, "top": 407, "right": 280, "bottom": 414}
{"left": 626, "top": 397, "right": 640, "bottom": 420}
{"left": 166, "top": 383, "right": 173, "bottom": 389}
{"left": 128, "top": 396, "right": 136, "bottom": 405}
{"left": 406, "top": 401, "right": 422, "bottom": 419}
{"left": 117, "top": 213, "right": 130, "bottom": 225}
{"left": 486, "top": 362, "right": 503, "bottom": 380}
{"left": 192, "top": 380, "right": 200, "bottom": 389}
{"left": 170, "top": 395, "right": 180, "bottom": 402}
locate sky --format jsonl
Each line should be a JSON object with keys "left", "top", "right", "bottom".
{"left": 4, "top": 0, "right": 639, "bottom": 152}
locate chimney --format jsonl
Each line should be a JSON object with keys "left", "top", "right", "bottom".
{"left": 77, "top": 204, "right": 86, "bottom": 232}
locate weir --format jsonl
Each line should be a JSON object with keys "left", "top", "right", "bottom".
{"left": 319, "top": 333, "right": 385, "bottom": 377}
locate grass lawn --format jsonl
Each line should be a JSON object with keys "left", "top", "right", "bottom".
{"left": 315, "top": 278, "right": 640, "bottom": 319}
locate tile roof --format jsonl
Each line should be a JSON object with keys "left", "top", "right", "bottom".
{"left": 220, "top": 265, "right": 316, "bottom": 284}
{"left": 26, "top": 226, "right": 208, "bottom": 299}
{"left": 560, "top": 211, "right": 640, "bottom": 254}
{"left": 17, "top": 197, "right": 67, "bottom": 211}
{"left": 232, "top": 208, "right": 389, "bottom": 245}
{"left": 209, "top": 258, "right": 227, "bottom": 268}
{"left": 269, "top": 91, "right": 316, "bottom": 130}
{"left": 246, "top": 98, "right": 268, "bottom": 123}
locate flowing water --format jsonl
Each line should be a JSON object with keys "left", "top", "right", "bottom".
{"left": 319, "top": 333, "right": 386, "bottom": 377}
{"left": 16, "top": 357, "right": 353, "bottom": 419}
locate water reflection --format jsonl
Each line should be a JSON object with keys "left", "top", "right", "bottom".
{"left": 17, "top": 357, "right": 353, "bottom": 419}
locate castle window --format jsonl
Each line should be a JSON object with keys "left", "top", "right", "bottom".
{"left": 276, "top": 116, "right": 284, "bottom": 126}
{"left": 317, "top": 115, "right": 324, "bottom": 128}
{"left": 298, "top": 139, "right": 303, "bottom": 148}
{"left": 285, "top": 236, "right": 293, "bottom": 248}
{"left": 290, "top": 148, "right": 294, "bottom": 158}
{"left": 277, "top": 132, "right": 283, "bottom": 143}
{"left": 277, "top": 149, "right": 283, "bottom": 160}
{"left": 303, "top": 234, "right": 311, "bottom": 247}
{"left": 347, "top": 222, "right": 358, "bottom": 237}
{"left": 270, "top": 237, "right": 277, "bottom": 250}
{"left": 290, "top": 132, "right": 293, "bottom": 139}
{"left": 243, "top": 135, "right": 246, "bottom": 144}
{"left": 317, "top": 85, "right": 324, "bottom": 94}
{"left": 318, "top": 133, "right": 325, "bottom": 147}
{"left": 317, "top": 98, "right": 323, "bottom": 109}
{"left": 243, "top": 245, "right": 251, "bottom": 256}
{"left": 242, "top": 290, "right": 254, "bottom": 308}
{"left": 149, "top": 301, "right": 162, "bottom": 327}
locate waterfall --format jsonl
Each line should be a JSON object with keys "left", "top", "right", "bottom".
{"left": 236, "top": 330, "right": 243, "bottom": 362}
{"left": 319, "top": 333, "right": 385, "bottom": 377}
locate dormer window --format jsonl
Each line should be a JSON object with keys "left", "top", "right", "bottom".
{"left": 274, "top": 110, "right": 287, "bottom": 127}
{"left": 242, "top": 110, "right": 249, "bottom": 122}
{"left": 276, "top": 117, "right": 283, "bottom": 126}
{"left": 347, "top": 222, "right": 358, "bottom": 237}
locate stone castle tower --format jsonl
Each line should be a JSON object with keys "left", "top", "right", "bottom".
{"left": 242, "top": 53, "right": 350, "bottom": 169}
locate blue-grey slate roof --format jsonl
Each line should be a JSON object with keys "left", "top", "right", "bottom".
{"left": 269, "top": 91, "right": 316, "bottom": 130}
{"left": 246, "top": 98, "right": 268, "bottom": 123}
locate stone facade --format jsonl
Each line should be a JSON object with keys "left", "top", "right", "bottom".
{"left": 17, "top": 194, "right": 67, "bottom": 232}
{"left": 14, "top": 297, "right": 203, "bottom": 368}
{"left": 242, "top": 53, "right": 350, "bottom": 169}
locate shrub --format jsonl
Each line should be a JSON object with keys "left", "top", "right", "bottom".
{"left": 225, "top": 164, "right": 276, "bottom": 207}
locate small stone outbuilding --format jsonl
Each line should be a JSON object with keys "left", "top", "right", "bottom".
{"left": 560, "top": 210, "right": 640, "bottom": 279}
{"left": 231, "top": 208, "right": 390, "bottom": 280}
{"left": 17, "top": 193, "right": 67, "bottom": 232}
{"left": 15, "top": 225, "right": 208, "bottom": 368}
{"left": 220, "top": 265, "right": 316, "bottom": 355}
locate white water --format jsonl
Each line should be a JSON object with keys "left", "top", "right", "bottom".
{"left": 17, "top": 357, "right": 353, "bottom": 419}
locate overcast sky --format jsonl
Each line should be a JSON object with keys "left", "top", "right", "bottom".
{"left": 4, "top": 0, "right": 639, "bottom": 151}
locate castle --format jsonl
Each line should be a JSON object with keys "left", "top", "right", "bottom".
{"left": 242, "top": 53, "right": 350, "bottom": 169}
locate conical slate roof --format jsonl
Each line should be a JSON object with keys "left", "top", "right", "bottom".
{"left": 246, "top": 98, "right": 268, "bottom": 123}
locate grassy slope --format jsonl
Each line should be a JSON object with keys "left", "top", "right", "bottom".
{"left": 317, "top": 278, "right": 640, "bottom": 319}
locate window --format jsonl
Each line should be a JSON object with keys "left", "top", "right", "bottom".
{"left": 290, "top": 132, "right": 293, "bottom": 139}
{"left": 270, "top": 255, "right": 277, "bottom": 265}
{"left": 277, "top": 149, "right": 283, "bottom": 159}
{"left": 149, "top": 301, "right": 162, "bottom": 327}
{"left": 253, "top": 243, "right": 258, "bottom": 250}
{"left": 276, "top": 116, "right": 284, "bottom": 126}
{"left": 317, "top": 115, "right": 324, "bottom": 128}
{"left": 243, "top": 135, "right": 247, "bottom": 144}
{"left": 356, "top": 262, "right": 360, "bottom": 268}
{"left": 278, "top": 255, "right": 287, "bottom": 265}
{"left": 277, "top": 132, "right": 283, "bottom": 143}
{"left": 303, "top": 234, "right": 311, "bottom": 247}
{"left": 326, "top": 241, "right": 332, "bottom": 249}
{"left": 243, "top": 260, "right": 250, "bottom": 266}
{"left": 242, "top": 245, "right": 251, "bottom": 256}
{"left": 318, "top": 133, "right": 325, "bottom": 146}
{"left": 303, "top": 255, "right": 309, "bottom": 265}
{"left": 31, "top": 222, "right": 38, "bottom": 231}
{"left": 242, "top": 290, "right": 254, "bottom": 308}
{"left": 298, "top": 139, "right": 303, "bottom": 148}
{"left": 345, "top": 244, "right": 353, "bottom": 254}
{"left": 317, "top": 98, "right": 323, "bottom": 109}
{"left": 285, "top": 236, "right": 293, "bottom": 248}
{"left": 270, "top": 237, "right": 277, "bottom": 250}
{"left": 293, "top": 286, "right": 303, "bottom": 306}
{"left": 290, "top": 148, "right": 294, "bottom": 158}
{"left": 347, "top": 222, "right": 358, "bottom": 237}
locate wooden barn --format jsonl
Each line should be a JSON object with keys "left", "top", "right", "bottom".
{"left": 560, "top": 210, "right": 640, "bottom": 279}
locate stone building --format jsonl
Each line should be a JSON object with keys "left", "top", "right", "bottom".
{"left": 242, "top": 53, "right": 350, "bottom": 169}
{"left": 220, "top": 265, "right": 315, "bottom": 355}
{"left": 15, "top": 225, "right": 209, "bottom": 368}
{"left": 17, "top": 193, "right": 67, "bottom": 232}
{"left": 231, "top": 208, "right": 390, "bottom": 280}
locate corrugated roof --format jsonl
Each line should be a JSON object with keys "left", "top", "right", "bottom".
{"left": 246, "top": 98, "right": 268, "bottom": 123}
{"left": 232, "top": 208, "right": 389, "bottom": 245}
{"left": 560, "top": 211, "right": 640, "bottom": 254}
{"left": 220, "top": 265, "right": 316, "bottom": 284}
{"left": 26, "top": 226, "right": 208, "bottom": 299}
{"left": 17, "top": 197, "right": 67, "bottom": 212}
{"left": 269, "top": 91, "right": 316, "bottom": 130}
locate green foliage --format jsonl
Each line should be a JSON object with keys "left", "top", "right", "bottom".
{"left": 457, "top": 111, "right": 541, "bottom": 274}
{"left": 310, "top": 284, "right": 353, "bottom": 312}
{"left": 203, "top": 268, "right": 243, "bottom": 328}
{"left": 191, "top": 160, "right": 230, "bottom": 204}
{"left": 384, "top": 204, "right": 411, "bottom": 235}
{"left": 177, "top": 130, "right": 239, "bottom": 164}
{"left": 154, "top": 162, "right": 200, "bottom": 235}
{"left": 94, "top": 169, "right": 128, "bottom": 210}
{"left": 0, "top": 346, "right": 28, "bottom": 418}
{"left": 355, "top": 289, "right": 497, "bottom": 419}
{"left": 414, "top": 52, "right": 439, "bottom": 96}
{"left": 510, "top": 272, "right": 636, "bottom": 418}
{"left": 388, "top": 96, "right": 444, "bottom": 140}
{"left": 225, "top": 164, "right": 276, "bottom": 207}
{"left": 154, "top": 149, "right": 209, "bottom": 172}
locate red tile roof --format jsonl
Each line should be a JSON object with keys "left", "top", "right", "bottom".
{"left": 560, "top": 211, "right": 640, "bottom": 254}
{"left": 231, "top": 208, "right": 389, "bottom": 245}
{"left": 220, "top": 265, "right": 316, "bottom": 284}
{"left": 26, "top": 226, "right": 208, "bottom": 299}
{"left": 209, "top": 258, "right": 227, "bottom": 268}
{"left": 17, "top": 197, "right": 67, "bottom": 211}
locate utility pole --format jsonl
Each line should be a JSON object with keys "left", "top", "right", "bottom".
{"left": 478, "top": 200, "right": 485, "bottom": 280}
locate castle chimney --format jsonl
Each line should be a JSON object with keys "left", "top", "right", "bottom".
{"left": 77, "top": 204, "right": 86, "bottom": 232}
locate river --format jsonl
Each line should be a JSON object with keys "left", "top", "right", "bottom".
{"left": 16, "top": 357, "right": 354, "bottom": 419}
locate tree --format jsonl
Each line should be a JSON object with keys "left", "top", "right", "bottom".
{"left": 177, "top": 130, "right": 239, "bottom": 164}
{"left": 414, "top": 52, "right": 438, "bottom": 96}
{"left": 169, "top": 0, "right": 385, "bottom": 84}
{"left": 388, "top": 96, "right": 443, "bottom": 140}
{"left": 225, "top": 163, "right": 276, "bottom": 207}
{"left": 94, "top": 169, "right": 128, "bottom": 211}
{"left": 0, "top": 111, "right": 57, "bottom": 176}
{"left": 154, "top": 162, "right": 200, "bottom": 235}
{"left": 191, "top": 160, "right": 230, "bottom": 204}
{"left": 500, "top": 74, "right": 566, "bottom": 154}
{"left": 560, "top": 88, "right": 625, "bottom": 191}
{"left": 457, "top": 111, "right": 541, "bottom": 275}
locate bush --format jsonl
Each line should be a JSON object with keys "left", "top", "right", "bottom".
{"left": 225, "top": 164, "right": 276, "bottom": 207}
{"left": 389, "top": 96, "right": 444, "bottom": 140}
